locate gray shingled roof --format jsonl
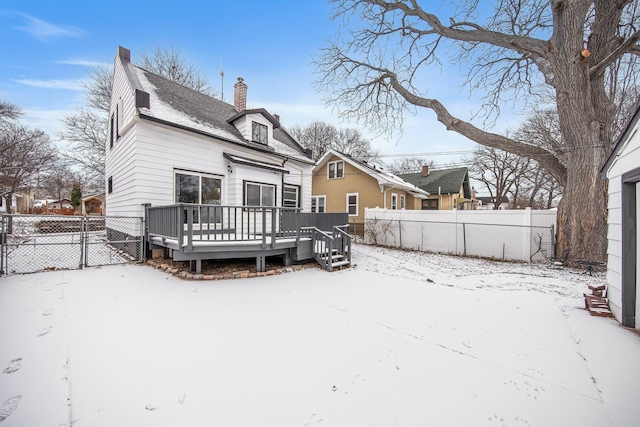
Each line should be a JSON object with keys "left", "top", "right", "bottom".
{"left": 399, "top": 167, "right": 471, "bottom": 197}
{"left": 134, "top": 67, "right": 311, "bottom": 163}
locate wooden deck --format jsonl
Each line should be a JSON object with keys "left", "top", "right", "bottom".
{"left": 145, "top": 204, "right": 351, "bottom": 273}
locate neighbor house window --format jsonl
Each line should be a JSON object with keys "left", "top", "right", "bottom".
{"left": 400, "top": 195, "right": 406, "bottom": 209}
{"left": 252, "top": 122, "right": 268, "bottom": 144}
{"left": 327, "top": 161, "right": 344, "bottom": 179}
{"left": 245, "top": 181, "right": 276, "bottom": 206}
{"left": 346, "top": 193, "right": 358, "bottom": 216}
{"left": 391, "top": 193, "right": 398, "bottom": 210}
{"left": 107, "top": 176, "right": 113, "bottom": 194}
{"left": 283, "top": 184, "right": 300, "bottom": 208}
{"left": 422, "top": 199, "right": 438, "bottom": 210}
{"left": 311, "top": 196, "right": 326, "bottom": 213}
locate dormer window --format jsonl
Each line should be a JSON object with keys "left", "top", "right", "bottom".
{"left": 252, "top": 122, "right": 268, "bottom": 144}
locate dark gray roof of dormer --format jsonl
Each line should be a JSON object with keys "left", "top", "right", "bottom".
{"left": 131, "top": 65, "right": 313, "bottom": 164}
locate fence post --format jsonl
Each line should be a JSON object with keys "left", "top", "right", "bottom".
{"left": 550, "top": 224, "right": 556, "bottom": 258}
{"left": 80, "top": 216, "right": 86, "bottom": 269}
{"left": 462, "top": 222, "right": 467, "bottom": 256}
{"left": 398, "top": 219, "right": 402, "bottom": 248}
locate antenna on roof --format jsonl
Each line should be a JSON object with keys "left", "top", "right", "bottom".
{"left": 220, "top": 58, "right": 224, "bottom": 102}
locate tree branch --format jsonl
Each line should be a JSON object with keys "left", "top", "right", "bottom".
{"left": 589, "top": 29, "right": 640, "bottom": 78}
{"left": 367, "top": 0, "right": 549, "bottom": 58}
{"left": 377, "top": 67, "right": 567, "bottom": 185}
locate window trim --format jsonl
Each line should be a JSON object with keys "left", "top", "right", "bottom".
{"left": 391, "top": 193, "right": 398, "bottom": 210}
{"left": 283, "top": 184, "right": 300, "bottom": 208}
{"left": 107, "top": 176, "right": 113, "bottom": 194}
{"left": 346, "top": 192, "right": 359, "bottom": 217}
{"left": 244, "top": 180, "right": 277, "bottom": 207}
{"left": 174, "top": 169, "right": 224, "bottom": 205}
{"left": 327, "top": 160, "right": 344, "bottom": 179}
{"left": 252, "top": 121, "right": 268, "bottom": 145}
{"left": 399, "top": 194, "right": 406, "bottom": 210}
{"left": 311, "top": 195, "right": 326, "bottom": 213}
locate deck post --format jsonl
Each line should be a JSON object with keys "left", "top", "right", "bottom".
{"left": 256, "top": 255, "right": 265, "bottom": 272}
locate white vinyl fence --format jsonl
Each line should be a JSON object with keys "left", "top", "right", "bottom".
{"left": 363, "top": 208, "right": 557, "bottom": 262}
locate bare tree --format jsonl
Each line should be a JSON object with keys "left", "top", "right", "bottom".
{"left": 467, "top": 146, "right": 530, "bottom": 209}
{"left": 138, "top": 45, "right": 218, "bottom": 98}
{"left": 290, "top": 120, "right": 379, "bottom": 162}
{"left": 39, "top": 161, "right": 77, "bottom": 202}
{"left": 384, "top": 156, "right": 432, "bottom": 174}
{"left": 60, "top": 46, "right": 216, "bottom": 191}
{"left": 335, "top": 127, "right": 380, "bottom": 162}
{"left": 0, "top": 101, "right": 22, "bottom": 122}
{"left": 59, "top": 109, "right": 107, "bottom": 190}
{"left": 316, "top": 0, "right": 640, "bottom": 261}
{"left": 0, "top": 122, "right": 57, "bottom": 212}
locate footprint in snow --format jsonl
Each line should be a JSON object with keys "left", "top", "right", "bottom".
{"left": 0, "top": 395, "right": 22, "bottom": 422}
{"left": 37, "top": 326, "right": 52, "bottom": 337}
{"left": 3, "top": 358, "right": 22, "bottom": 374}
{"left": 42, "top": 309, "right": 54, "bottom": 316}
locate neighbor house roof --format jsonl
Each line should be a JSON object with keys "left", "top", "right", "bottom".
{"left": 314, "top": 150, "right": 430, "bottom": 198}
{"left": 399, "top": 167, "right": 471, "bottom": 198}
{"left": 120, "top": 52, "right": 313, "bottom": 165}
{"left": 477, "top": 196, "right": 510, "bottom": 205}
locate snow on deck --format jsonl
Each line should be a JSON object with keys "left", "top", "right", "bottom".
{"left": 0, "top": 243, "right": 638, "bottom": 426}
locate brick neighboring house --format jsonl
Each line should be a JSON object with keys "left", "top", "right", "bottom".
{"left": 400, "top": 166, "right": 473, "bottom": 210}
{"left": 312, "top": 150, "right": 429, "bottom": 231}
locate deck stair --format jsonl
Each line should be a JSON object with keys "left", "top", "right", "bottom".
{"left": 310, "top": 225, "right": 351, "bottom": 272}
{"left": 583, "top": 285, "right": 614, "bottom": 318}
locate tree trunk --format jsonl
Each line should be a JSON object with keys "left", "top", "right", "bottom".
{"left": 550, "top": 1, "right": 610, "bottom": 263}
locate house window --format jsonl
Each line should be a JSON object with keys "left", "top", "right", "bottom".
{"left": 252, "top": 122, "right": 268, "bottom": 144}
{"left": 107, "top": 176, "right": 113, "bottom": 194}
{"left": 245, "top": 181, "right": 276, "bottom": 206}
{"left": 109, "top": 113, "right": 115, "bottom": 149}
{"left": 175, "top": 171, "right": 222, "bottom": 205}
{"left": 391, "top": 193, "right": 398, "bottom": 210}
{"left": 283, "top": 184, "right": 300, "bottom": 208}
{"left": 346, "top": 193, "right": 358, "bottom": 216}
{"left": 422, "top": 199, "right": 439, "bottom": 210}
{"left": 400, "top": 195, "right": 406, "bottom": 210}
{"left": 311, "top": 196, "right": 326, "bottom": 213}
{"left": 327, "top": 161, "right": 344, "bottom": 179}
{"left": 175, "top": 170, "right": 223, "bottom": 223}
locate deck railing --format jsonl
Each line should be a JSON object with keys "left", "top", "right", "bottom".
{"left": 146, "top": 204, "right": 348, "bottom": 251}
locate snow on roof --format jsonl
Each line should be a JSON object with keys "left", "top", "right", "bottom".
{"left": 135, "top": 68, "right": 244, "bottom": 143}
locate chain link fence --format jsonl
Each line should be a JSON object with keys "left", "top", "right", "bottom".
{"left": 1, "top": 215, "right": 144, "bottom": 275}
{"left": 361, "top": 217, "right": 555, "bottom": 262}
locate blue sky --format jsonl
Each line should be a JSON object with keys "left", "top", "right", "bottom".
{"left": 1, "top": 0, "right": 520, "bottom": 186}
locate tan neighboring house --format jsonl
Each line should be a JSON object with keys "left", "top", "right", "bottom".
{"left": 82, "top": 193, "right": 105, "bottom": 215}
{"left": 312, "top": 150, "right": 430, "bottom": 228}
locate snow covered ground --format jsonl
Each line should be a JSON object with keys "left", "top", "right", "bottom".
{"left": 1, "top": 243, "right": 639, "bottom": 426}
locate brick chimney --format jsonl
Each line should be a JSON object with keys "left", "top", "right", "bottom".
{"left": 421, "top": 165, "right": 430, "bottom": 177}
{"left": 234, "top": 77, "right": 247, "bottom": 112}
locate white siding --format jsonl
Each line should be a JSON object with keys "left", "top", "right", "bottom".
{"left": 108, "top": 120, "right": 313, "bottom": 217}
{"left": 605, "top": 117, "right": 640, "bottom": 325}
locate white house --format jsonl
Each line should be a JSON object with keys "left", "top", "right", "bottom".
{"left": 105, "top": 46, "right": 314, "bottom": 220}
{"left": 601, "top": 104, "right": 640, "bottom": 329}
{"left": 103, "top": 47, "right": 344, "bottom": 272}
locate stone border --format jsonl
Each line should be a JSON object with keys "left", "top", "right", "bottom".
{"left": 146, "top": 259, "right": 302, "bottom": 280}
